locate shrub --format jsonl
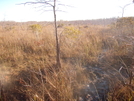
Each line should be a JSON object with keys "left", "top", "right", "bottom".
{"left": 63, "top": 26, "right": 81, "bottom": 39}
{"left": 29, "top": 24, "right": 42, "bottom": 33}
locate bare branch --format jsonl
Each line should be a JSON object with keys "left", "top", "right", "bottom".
{"left": 56, "top": 10, "right": 67, "bottom": 13}
{"left": 17, "top": 0, "right": 66, "bottom": 68}
{"left": 119, "top": 3, "right": 133, "bottom": 17}
{"left": 58, "top": 4, "right": 74, "bottom": 8}
{"left": 34, "top": 4, "right": 52, "bottom": 9}
{"left": 34, "top": 4, "right": 52, "bottom": 13}
{"left": 18, "top": 1, "right": 54, "bottom": 7}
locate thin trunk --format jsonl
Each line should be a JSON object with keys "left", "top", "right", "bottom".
{"left": 53, "top": 0, "right": 61, "bottom": 68}
{"left": 122, "top": 8, "right": 124, "bottom": 17}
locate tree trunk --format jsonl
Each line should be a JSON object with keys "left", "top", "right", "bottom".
{"left": 53, "top": 0, "right": 61, "bottom": 68}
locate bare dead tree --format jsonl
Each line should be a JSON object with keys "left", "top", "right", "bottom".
{"left": 120, "top": 3, "right": 133, "bottom": 17}
{"left": 20, "top": 0, "right": 62, "bottom": 68}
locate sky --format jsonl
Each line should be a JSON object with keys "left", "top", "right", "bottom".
{"left": 0, "top": 0, "right": 134, "bottom": 22}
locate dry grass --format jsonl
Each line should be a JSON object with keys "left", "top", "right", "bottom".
{"left": 0, "top": 22, "right": 133, "bottom": 101}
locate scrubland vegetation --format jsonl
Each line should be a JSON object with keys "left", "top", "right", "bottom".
{"left": 0, "top": 17, "right": 134, "bottom": 101}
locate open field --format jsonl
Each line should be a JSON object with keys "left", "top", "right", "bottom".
{"left": 0, "top": 18, "right": 134, "bottom": 101}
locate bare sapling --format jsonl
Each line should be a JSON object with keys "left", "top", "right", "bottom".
{"left": 19, "top": 0, "right": 61, "bottom": 68}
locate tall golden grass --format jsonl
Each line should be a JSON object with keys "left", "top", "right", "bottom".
{"left": 0, "top": 22, "right": 133, "bottom": 101}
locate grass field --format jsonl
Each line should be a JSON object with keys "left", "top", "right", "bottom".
{"left": 0, "top": 18, "right": 134, "bottom": 101}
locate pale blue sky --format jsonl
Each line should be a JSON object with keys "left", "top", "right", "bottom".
{"left": 0, "top": 0, "right": 134, "bottom": 22}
